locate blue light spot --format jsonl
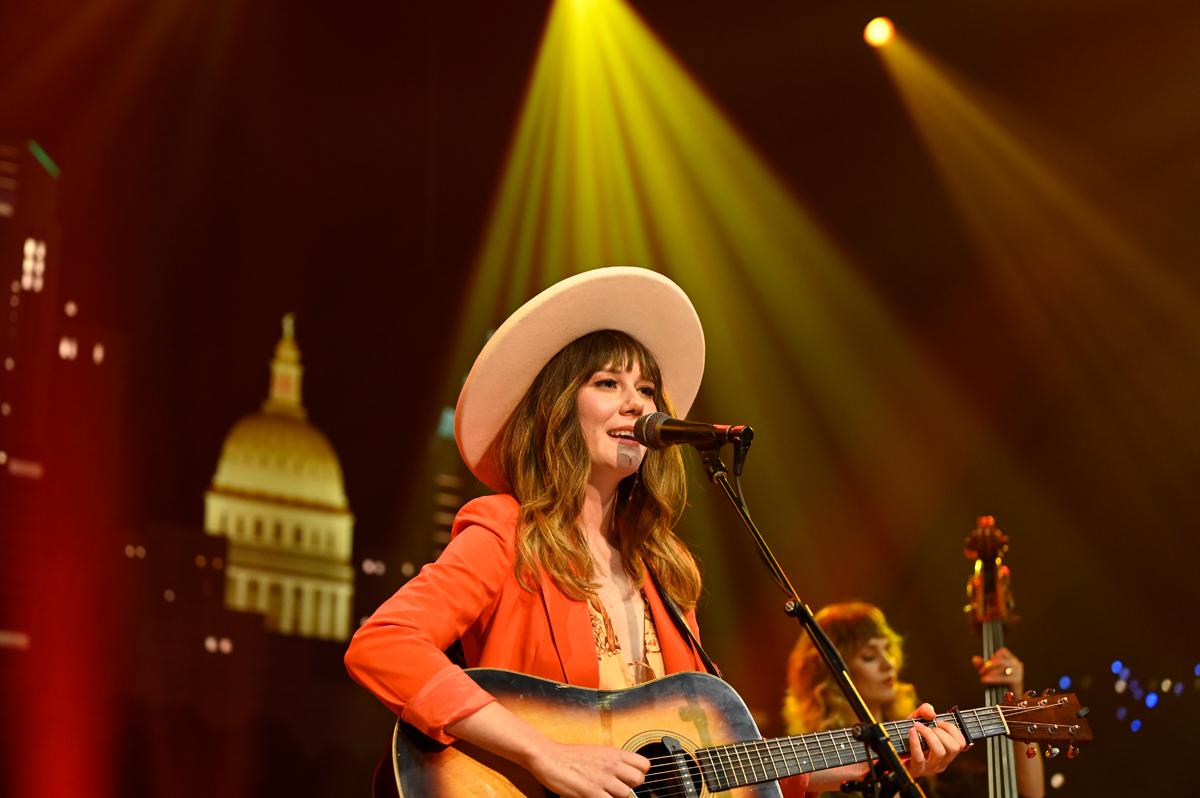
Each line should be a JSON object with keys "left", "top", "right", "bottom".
{"left": 1175, "top": 682, "right": 1184, "bottom": 696}
{"left": 1116, "top": 707, "right": 1127, "bottom": 720}
{"left": 1058, "top": 675, "right": 1072, "bottom": 690}
{"left": 1146, "top": 692, "right": 1159, "bottom": 708}
{"left": 1120, "top": 667, "right": 1131, "bottom": 680}
{"left": 436, "top": 406, "right": 456, "bottom": 440}
{"left": 1195, "top": 664, "right": 1200, "bottom": 677}
{"left": 1131, "top": 719, "right": 1142, "bottom": 732}
{"left": 1111, "top": 660, "right": 1122, "bottom": 674}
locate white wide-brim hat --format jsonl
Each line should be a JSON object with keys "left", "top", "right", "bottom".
{"left": 455, "top": 267, "right": 705, "bottom": 493}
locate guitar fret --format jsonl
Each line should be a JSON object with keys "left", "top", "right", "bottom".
{"left": 715, "top": 743, "right": 735, "bottom": 791}
{"left": 697, "top": 749, "right": 723, "bottom": 793}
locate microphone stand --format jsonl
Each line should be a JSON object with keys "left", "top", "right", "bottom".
{"left": 695, "top": 434, "right": 924, "bottom": 798}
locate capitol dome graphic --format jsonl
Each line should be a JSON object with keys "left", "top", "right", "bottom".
{"left": 203, "top": 314, "right": 355, "bottom": 641}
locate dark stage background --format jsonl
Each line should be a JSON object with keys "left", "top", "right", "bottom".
{"left": 2, "top": 1, "right": 1199, "bottom": 796}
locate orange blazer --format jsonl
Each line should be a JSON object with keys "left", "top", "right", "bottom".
{"left": 344, "top": 494, "right": 711, "bottom": 745}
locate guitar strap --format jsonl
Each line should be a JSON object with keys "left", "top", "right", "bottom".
{"left": 648, "top": 569, "right": 722, "bottom": 679}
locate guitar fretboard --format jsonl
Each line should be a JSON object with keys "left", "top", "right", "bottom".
{"left": 695, "top": 707, "right": 1009, "bottom": 792}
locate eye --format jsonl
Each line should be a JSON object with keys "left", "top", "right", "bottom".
{"left": 594, "top": 378, "right": 618, "bottom": 388}
{"left": 638, "top": 385, "right": 656, "bottom": 397}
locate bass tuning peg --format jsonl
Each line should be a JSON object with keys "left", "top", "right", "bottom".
{"left": 1044, "top": 746, "right": 1060, "bottom": 759}
{"left": 1024, "top": 690, "right": 1038, "bottom": 699}
{"left": 1042, "top": 688, "right": 1057, "bottom": 697}
{"left": 1067, "top": 745, "right": 1081, "bottom": 759}
{"left": 1025, "top": 744, "right": 1038, "bottom": 759}
{"left": 1003, "top": 691, "right": 1014, "bottom": 702}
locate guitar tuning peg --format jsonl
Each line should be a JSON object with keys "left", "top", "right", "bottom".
{"left": 1003, "top": 691, "right": 1014, "bottom": 702}
{"left": 1024, "top": 690, "right": 1037, "bottom": 699}
{"left": 1042, "top": 688, "right": 1057, "bottom": 697}
{"left": 1067, "top": 745, "right": 1081, "bottom": 759}
{"left": 1025, "top": 744, "right": 1038, "bottom": 759}
{"left": 1044, "top": 746, "right": 1061, "bottom": 759}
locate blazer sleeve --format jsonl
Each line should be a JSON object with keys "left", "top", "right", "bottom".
{"left": 344, "top": 497, "right": 517, "bottom": 744}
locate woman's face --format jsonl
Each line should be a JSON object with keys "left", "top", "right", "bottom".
{"left": 846, "top": 636, "right": 897, "bottom": 711}
{"left": 576, "top": 363, "right": 657, "bottom": 488}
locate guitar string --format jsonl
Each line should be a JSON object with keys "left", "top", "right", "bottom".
{"left": 631, "top": 713, "right": 1052, "bottom": 785}
{"left": 632, "top": 703, "right": 1059, "bottom": 770}
{"left": 624, "top": 705, "right": 1075, "bottom": 792}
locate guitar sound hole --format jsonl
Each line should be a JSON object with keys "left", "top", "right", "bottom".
{"left": 632, "top": 741, "right": 703, "bottom": 798}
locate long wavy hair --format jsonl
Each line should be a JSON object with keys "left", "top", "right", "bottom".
{"left": 783, "top": 602, "right": 918, "bottom": 734}
{"left": 495, "top": 329, "right": 701, "bottom": 611}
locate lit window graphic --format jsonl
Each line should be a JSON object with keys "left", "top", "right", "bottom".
{"left": 64, "top": 300, "right": 77, "bottom": 317}
{"left": 135, "top": 546, "right": 146, "bottom": 559}
{"left": 125, "top": 545, "right": 136, "bottom": 558}
{"left": 1131, "top": 719, "right": 1142, "bottom": 732}
{"left": 4, "top": 356, "right": 13, "bottom": 370}
{"left": 218, "top": 637, "right": 233, "bottom": 654}
{"left": 164, "top": 590, "right": 175, "bottom": 602}
{"left": 93, "top": 343, "right": 105, "bottom": 364}
{"left": 1116, "top": 706, "right": 1127, "bottom": 719}
{"left": 195, "top": 555, "right": 207, "bottom": 568}
{"left": 6, "top": 457, "right": 42, "bottom": 479}
{"left": 20, "top": 238, "right": 46, "bottom": 292}
{"left": 1049, "top": 774, "right": 1065, "bottom": 790}
{"left": 362, "top": 558, "right": 387, "bottom": 576}
{"left": 1058, "top": 675, "right": 1071, "bottom": 690}
{"left": 58, "top": 336, "right": 77, "bottom": 360}
{"left": 1, "top": 403, "right": 10, "bottom": 416}
{"left": 400, "top": 561, "right": 415, "bottom": 577}
{"left": 204, "top": 636, "right": 218, "bottom": 653}
{"left": 8, "top": 295, "right": 16, "bottom": 307}
{"left": 0, "top": 451, "right": 7, "bottom": 465}
{"left": 0, "top": 630, "right": 32, "bottom": 650}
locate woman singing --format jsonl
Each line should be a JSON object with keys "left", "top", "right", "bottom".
{"left": 346, "top": 269, "right": 962, "bottom": 798}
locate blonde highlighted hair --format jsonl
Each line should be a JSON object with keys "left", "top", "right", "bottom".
{"left": 783, "top": 602, "right": 918, "bottom": 734}
{"left": 495, "top": 330, "right": 702, "bottom": 611}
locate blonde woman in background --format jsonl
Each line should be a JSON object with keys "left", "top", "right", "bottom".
{"left": 782, "top": 602, "right": 1044, "bottom": 798}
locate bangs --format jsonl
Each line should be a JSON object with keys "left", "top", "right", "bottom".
{"left": 819, "top": 603, "right": 902, "bottom": 662}
{"left": 575, "top": 330, "right": 664, "bottom": 388}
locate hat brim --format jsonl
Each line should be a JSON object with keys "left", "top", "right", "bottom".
{"left": 454, "top": 267, "right": 705, "bottom": 493}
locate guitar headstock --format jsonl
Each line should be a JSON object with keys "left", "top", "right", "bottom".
{"left": 999, "top": 690, "right": 1093, "bottom": 758}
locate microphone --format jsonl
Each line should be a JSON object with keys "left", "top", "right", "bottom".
{"left": 633, "top": 412, "right": 752, "bottom": 450}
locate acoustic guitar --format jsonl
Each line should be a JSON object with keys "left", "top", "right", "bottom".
{"left": 388, "top": 669, "right": 1091, "bottom": 798}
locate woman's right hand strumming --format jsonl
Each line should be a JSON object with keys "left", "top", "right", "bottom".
{"left": 527, "top": 740, "right": 650, "bottom": 798}
{"left": 445, "top": 701, "right": 650, "bottom": 798}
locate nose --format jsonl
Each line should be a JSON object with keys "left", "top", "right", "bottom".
{"left": 881, "top": 652, "right": 896, "bottom": 673}
{"left": 622, "top": 386, "right": 645, "bottom": 416}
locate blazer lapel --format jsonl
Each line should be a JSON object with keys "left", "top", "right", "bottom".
{"left": 540, "top": 570, "right": 600, "bottom": 688}
{"left": 641, "top": 565, "right": 702, "bottom": 674}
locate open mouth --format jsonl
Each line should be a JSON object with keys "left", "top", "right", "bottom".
{"left": 607, "top": 429, "right": 638, "bottom": 444}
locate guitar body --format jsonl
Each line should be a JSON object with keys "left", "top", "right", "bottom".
{"left": 391, "top": 669, "right": 785, "bottom": 798}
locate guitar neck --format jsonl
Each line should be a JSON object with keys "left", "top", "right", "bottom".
{"left": 696, "top": 707, "right": 1009, "bottom": 791}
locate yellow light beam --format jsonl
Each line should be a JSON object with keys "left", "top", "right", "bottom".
{"left": 433, "top": 0, "right": 1032, "bottom": 681}
{"left": 876, "top": 33, "right": 1200, "bottom": 506}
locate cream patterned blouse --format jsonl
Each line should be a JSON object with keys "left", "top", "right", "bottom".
{"left": 588, "top": 591, "right": 665, "bottom": 689}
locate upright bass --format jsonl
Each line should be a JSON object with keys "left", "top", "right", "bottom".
{"left": 964, "top": 516, "right": 1021, "bottom": 798}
